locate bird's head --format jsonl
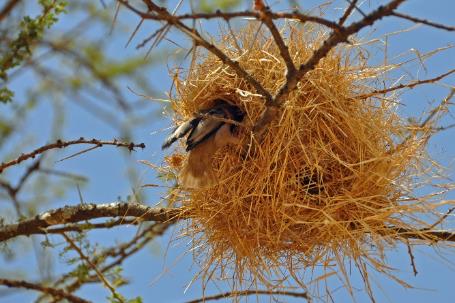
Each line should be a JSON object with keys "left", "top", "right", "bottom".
{"left": 210, "top": 99, "right": 245, "bottom": 123}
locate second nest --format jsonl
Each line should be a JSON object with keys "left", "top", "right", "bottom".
{"left": 164, "top": 24, "right": 425, "bottom": 286}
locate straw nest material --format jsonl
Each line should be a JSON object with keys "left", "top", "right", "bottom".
{"left": 161, "top": 24, "right": 449, "bottom": 296}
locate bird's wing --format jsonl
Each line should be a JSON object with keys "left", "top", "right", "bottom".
{"left": 186, "top": 113, "right": 224, "bottom": 151}
{"left": 162, "top": 118, "right": 200, "bottom": 150}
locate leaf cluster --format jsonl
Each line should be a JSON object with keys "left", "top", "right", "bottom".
{"left": 0, "top": 0, "right": 67, "bottom": 103}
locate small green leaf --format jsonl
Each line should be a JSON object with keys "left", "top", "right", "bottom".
{"left": 0, "top": 87, "right": 14, "bottom": 103}
{"left": 127, "top": 297, "right": 143, "bottom": 303}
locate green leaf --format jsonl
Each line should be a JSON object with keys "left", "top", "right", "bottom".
{"left": 0, "top": 0, "right": 68, "bottom": 102}
{"left": 0, "top": 87, "right": 14, "bottom": 103}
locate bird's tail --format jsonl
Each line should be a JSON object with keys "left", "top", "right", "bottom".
{"left": 179, "top": 158, "right": 217, "bottom": 189}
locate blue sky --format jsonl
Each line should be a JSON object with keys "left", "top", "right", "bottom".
{"left": 1, "top": 0, "right": 454, "bottom": 302}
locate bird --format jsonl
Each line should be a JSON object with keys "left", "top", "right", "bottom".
{"left": 162, "top": 99, "right": 245, "bottom": 189}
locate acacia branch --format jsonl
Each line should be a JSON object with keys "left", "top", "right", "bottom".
{"left": 0, "top": 202, "right": 181, "bottom": 242}
{"left": 252, "top": 0, "right": 406, "bottom": 138}
{"left": 0, "top": 138, "right": 146, "bottom": 173}
{"left": 119, "top": 0, "right": 274, "bottom": 104}
{"left": 186, "top": 289, "right": 309, "bottom": 303}
{"left": 1, "top": 202, "right": 455, "bottom": 244}
{"left": 62, "top": 233, "right": 123, "bottom": 302}
{"left": 276, "top": 0, "right": 406, "bottom": 103}
{"left": 43, "top": 218, "right": 139, "bottom": 234}
{"left": 406, "top": 240, "right": 418, "bottom": 276}
{"left": 0, "top": 158, "right": 41, "bottom": 216}
{"left": 357, "top": 68, "right": 455, "bottom": 99}
{"left": 257, "top": 6, "right": 296, "bottom": 77}
{"left": 121, "top": 0, "right": 410, "bottom": 139}
{"left": 338, "top": 0, "right": 358, "bottom": 25}
{"left": 34, "top": 222, "right": 171, "bottom": 303}
{"left": 120, "top": 6, "right": 343, "bottom": 30}
{"left": 0, "top": 278, "right": 90, "bottom": 303}
{"left": 391, "top": 227, "right": 455, "bottom": 242}
{"left": 54, "top": 222, "right": 171, "bottom": 296}
{"left": 392, "top": 11, "right": 455, "bottom": 31}
{"left": 0, "top": 0, "right": 21, "bottom": 21}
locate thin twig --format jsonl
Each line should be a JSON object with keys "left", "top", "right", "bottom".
{"left": 393, "top": 89, "right": 455, "bottom": 152}
{"left": 0, "top": 158, "right": 41, "bottom": 216}
{"left": 62, "top": 233, "right": 124, "bottom": 302}
{"left": 186, "top": 289, "right": 309, "bottom": 303}
{"left": 0, "top": 278, "right": 90, "bottom": 303}
{"left": 126, "top": 18, "right": 144, "bottom": 48}
{"left": 42, "top": 222, "right": 170, "bottom": 299}
{"left": 418, "top": 89, "right": 454, "bottom": 129}
{"left": 406, "top": 240, "right": 418, "bottom": 276}
{"left": 339, "top": 0, "right": 358, "bottom": 25}
{"left": 345, "top": 0, "right": 367, "bottom": 17}
{"left": 357, "top": 68, "right": 455, "bottom": 99}
{"left": 56, "top": 145, "right": 100, "bottom": 162}
{"left": 392, "top": 11, "right": 455, "bottom": 32}
{"left": 136, "top": 24, "right": 167, "bottom": 50}
{"left": 37, "top": 168, "right": 88, "bottom": 182}
{"left": 0, "top": 138, "right": 145, "bottom": 173}
{"left": 426, "top": 207, "right": 455, "bottom": 230}
{"left": 16, "top": 158, "right": 41, "bottom": 190}
{"left": 432, "top": 123, "right": 455, "bottom": 132}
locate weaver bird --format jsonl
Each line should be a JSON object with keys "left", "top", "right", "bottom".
{"left": 162, "top": 99, "right": 244, "bottom": 188}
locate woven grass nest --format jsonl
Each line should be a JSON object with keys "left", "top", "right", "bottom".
{"left": 161, "top": 24, "right": 447, "bottom": 296}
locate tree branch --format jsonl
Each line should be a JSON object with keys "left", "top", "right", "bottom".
{"left": 0, "top": 138, "right": 146, "bottom": 173}
{"left": 186, "top": 289, "right": 309, "bottom": 303}
{"left": 252, "top": 0, "right": 407, "bottom": 138}
{"left": 0, "top": 278, "right": 90, "bottom": 303}
{"left": 338, "top": 0, "right": 358, "bottom": 25}
{"left": 357, "top": 68, "right": 455, "bottom": 99}
{"left": 392, "top": 11, "right": 455, "bottom": 32}
{"left": 62, "top": 233, "right": 123, "bottom": 302}
{"left": 121, "top": 1, "right": 409, "bottom": 140}
{"left": 391, "top": 227, "right": 455, "bottom": 242}
{"left": 0, "top": 158, "right": 41, "bottom": 216}
{"left": 275, "top": 0, "right": 406, "bottom": 104}
{"left": 43, "top": 218, "right": 139, "bottom": 234}
{"left": 119, "top": 0, "right": 274, "bottom": 104}
{"left": 0, "top": 202, "right": 181, "bottom": 242}
{"left": 120, "top": 6, "right": 343, "bottom": 31}
{"left": 0, "top": 0, "right": 21, "bottom": 22}
{"left": 53, "top": 222, "right": 170, "bottom": 296}
{"left": 257, "top": 6, "right": 296, "bottom": 77}
{"left": 1, "top": 202, "right": 455, "bottom": 245}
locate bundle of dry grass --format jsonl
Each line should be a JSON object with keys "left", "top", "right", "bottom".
{"left": 161, "top": 23, "right": 451, "bottom": 298}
